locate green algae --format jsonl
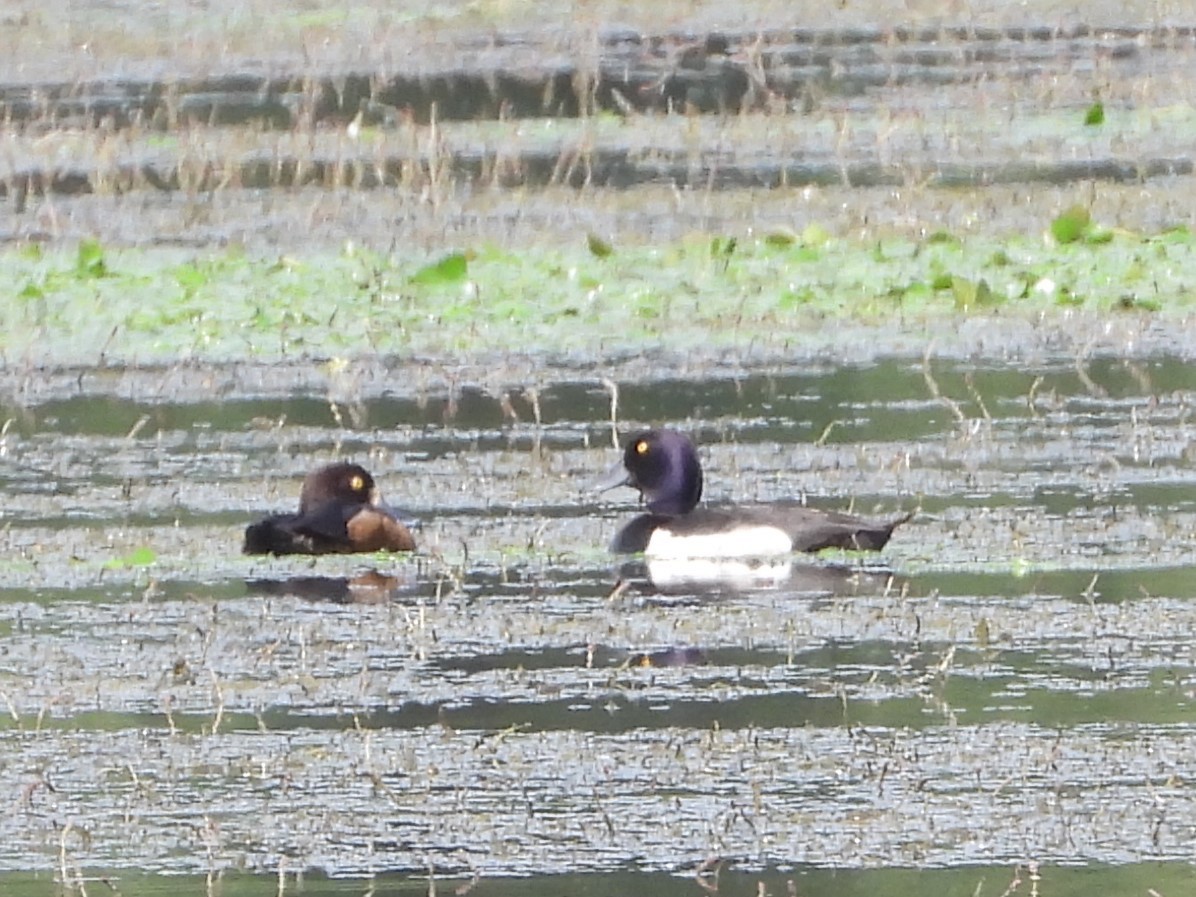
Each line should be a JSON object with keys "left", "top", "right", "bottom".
{"left": 2, "top": 223, "right": 1192, "bottom": 367}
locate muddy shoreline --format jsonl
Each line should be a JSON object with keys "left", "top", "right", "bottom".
{"left": 4, "top": 11, "right": 1196, "bottom": 247}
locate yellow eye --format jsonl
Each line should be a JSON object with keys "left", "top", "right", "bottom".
{"left": 635, "top": 440, "right": 649, "bottom": 455}
{"left": 349, "top": 475, "right": 365, "bottom": 491}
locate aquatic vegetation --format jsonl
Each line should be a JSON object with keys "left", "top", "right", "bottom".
{"left": 0, "top": 221, "right": 1190, "bottom": 367}
{"left": 105, "top": 545, "right": 157, "bottom": 569}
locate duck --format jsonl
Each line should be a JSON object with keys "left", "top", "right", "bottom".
{"left": 243, "top": 462, "right": 416, "bottom": 556}
{"left": 595, "top": 428, "right": 910, "bottom": 557}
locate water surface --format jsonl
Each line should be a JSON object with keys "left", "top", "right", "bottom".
{"left": 2, "top": 350, "right": 1196, "bottom": 895}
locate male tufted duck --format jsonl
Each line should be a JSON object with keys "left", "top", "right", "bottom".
{"left": 595, "top": 428, "right": 910, "bottom": 557}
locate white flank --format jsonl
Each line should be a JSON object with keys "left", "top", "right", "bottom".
{"left": 645, "top": 525, "right": 792, "bottom": 559}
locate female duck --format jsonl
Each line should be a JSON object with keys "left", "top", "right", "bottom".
{"left": 243, "top": 462, "right": 416, "bottom": 555}
{"left": 595, "top": 429, "right": 910, "bottom": 557}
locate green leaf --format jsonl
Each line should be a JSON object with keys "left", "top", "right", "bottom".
{"left": 1056, "top": 285, "right": 1084, "bottom": 306}
{"left": 951, "top": 276, "right": 977, "bottom": 309}
{"left": 950, "top": 276, "right": 999, "bottom": 309}
{"left": 974, "top": 278, "right": 996, "bottom": 306}
{"left": 174, "top": 263, "right": 209, "bottom": 291}
{"left": 1157, "top": 224, "right": 1191, "bottom": 243}
{"left": 762, "top": 228, "right": 797, "bottom": 247}
{"left": 1084, "top": 101, "right": 1105, "bottom": 126}
{"left": 800, "top": 223, "right": 830, "bottom": 247}
{"left": 104, "top": 546, "right": 158, "bottom": 569}
{"left": 777, "top": 286, "right": 815, "bottom": 309}
{"left": 635, "top": 294, "right": 662, "bottom": 318}
{"left": 930, "top": 271, "right": 954, "bottom": 291}
{"left": 1051, "top": 205, "right": 1091, "bottom": 244}
{"left": 586, "top": 232, "right": 614, "bottom": 258}
{"left": 411, "top": 252, "right": 469, "bottom": 285}
{"left": 710, "top": 236, "right": 737, "bottom": 259}
{"left": 1117, "top": 294, "right": 1160, "bottom": 312}
{"left": 76, "top": 238, "right": 109, "bottom": 279}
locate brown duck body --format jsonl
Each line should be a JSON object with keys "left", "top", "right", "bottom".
{"left": 243, "top": 463, "right": 416, "bottom": 556}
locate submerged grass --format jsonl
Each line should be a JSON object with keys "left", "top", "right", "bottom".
{"left": 1, "top": 221, "right": 1193, "bottom": 366}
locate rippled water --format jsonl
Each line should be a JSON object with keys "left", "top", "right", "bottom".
{"left": 2, "top": 347, "right": 1196, "bottom": 895}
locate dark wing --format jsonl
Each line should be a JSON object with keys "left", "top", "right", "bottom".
{"left": 243, "top": 512, "right": 312, "bottom": 555}
{"left": 607, "top": 505, "right": 911, "bottom": 558}
{"left": 677, "top": 505, "right": 912, "bottom": 553}
{"left": 242, "top": 503, "right": 359, "bottom": 555}
{"left": 765, "top": 507, "right": 913, "bottom": 552}
{"left": 290, "top": 500, "right": 359, "bottom": 545}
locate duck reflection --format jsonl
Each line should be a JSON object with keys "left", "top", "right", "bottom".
{"left": 246, "top": 569, "right": 412, "bottom": 604}
{"left": 619, "top": 556, "right": 902, "bottom": 597}
{"left": 628, "top": 646, "right": 709, "bottom": 668}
